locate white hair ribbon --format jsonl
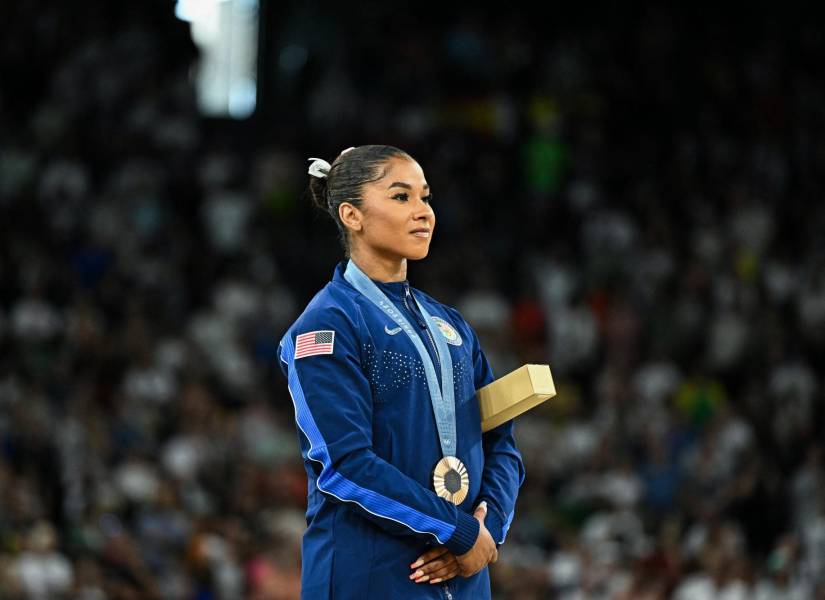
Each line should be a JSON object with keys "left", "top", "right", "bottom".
{"left": 307, "top": 157, "right": 331, "bottom": 179}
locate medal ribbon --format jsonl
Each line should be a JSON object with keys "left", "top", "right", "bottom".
{"left": 344, "top": 260, "right": 457, "bottom": 458}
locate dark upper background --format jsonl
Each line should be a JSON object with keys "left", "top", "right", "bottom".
{"left": 1, "top": 1, "right": 824, "bottom": 598}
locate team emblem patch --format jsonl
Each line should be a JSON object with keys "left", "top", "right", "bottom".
{"left": 431, "top": 317, "right": 462, "bottom": 346}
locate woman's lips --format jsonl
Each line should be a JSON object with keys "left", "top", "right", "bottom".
{"left": 411, "top": 230, "right": 430, "bottom": 238}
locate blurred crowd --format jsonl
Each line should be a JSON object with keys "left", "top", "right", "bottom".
{"left": 2, "top": 2, "right": 825, "bottom": 599}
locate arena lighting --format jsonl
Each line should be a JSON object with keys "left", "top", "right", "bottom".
{"left": 175, "top": 0, "right": 259, "bottom": 119}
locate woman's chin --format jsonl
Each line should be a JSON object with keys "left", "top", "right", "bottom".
{"left": 405, "top": 246, "right": 431, "bottom": 261}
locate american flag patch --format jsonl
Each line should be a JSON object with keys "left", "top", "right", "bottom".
{"left": 294, "top": 330, "right": 335, "bottom": 359}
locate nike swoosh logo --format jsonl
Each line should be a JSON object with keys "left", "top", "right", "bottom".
{"left": 385, "top": 325, "right": 402, "bottom": 335}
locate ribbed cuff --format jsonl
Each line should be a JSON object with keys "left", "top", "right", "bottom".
{"left": 445, "top": 511, "right": 480, "bottom": 556}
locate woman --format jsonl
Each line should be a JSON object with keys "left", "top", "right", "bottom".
{"left": 278, "top": 145, "right": 525, "bottom": 599}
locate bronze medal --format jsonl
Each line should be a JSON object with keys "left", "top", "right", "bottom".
{"left": 432, "top": 456, "right": 469, "bottom": 506}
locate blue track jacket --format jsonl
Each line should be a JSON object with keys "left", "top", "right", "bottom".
{"left": 278, "top": 261, "right": 525, "bottom": 599}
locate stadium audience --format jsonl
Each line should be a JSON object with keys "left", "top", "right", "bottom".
{"left": 1, "top": 3, "right": 824, "bottom": 598}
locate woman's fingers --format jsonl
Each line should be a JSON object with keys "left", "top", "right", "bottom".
{"left": 411, "top": 554, "right": 459, "bottom": 583}
{"left": 428, "top": 572, "right": 460, "bottom": 584}
{"left": 410, "top": 546, "right": 449, "bottom": 570}
{"left": 425, "top": 561, "right": 460, "bottom": 583}
{"left": 473, "top": 501, "right": 487, "bottom": 524}
{"left": 410, "top": 557, "right": 447, "bottom": 581}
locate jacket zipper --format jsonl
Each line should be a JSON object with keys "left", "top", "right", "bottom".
{"left": 403, "top": 283, "right": 441, "bottom": 374}
{"left": 442, "top": 583, "right": 454, "bottom": 600}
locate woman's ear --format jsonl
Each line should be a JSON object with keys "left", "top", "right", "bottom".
{"left": 339, "top": 202, "right": 363, "bottom": 233}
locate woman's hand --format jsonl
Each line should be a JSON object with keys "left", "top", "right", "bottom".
{"left": 410, "top": 503, "right": 497, "bottom": 584}
{"left": 409, "top": 546, "right": 460, "bottom": 584}
{"left": 455, "top": 502, "right": 498, "bottom": 577}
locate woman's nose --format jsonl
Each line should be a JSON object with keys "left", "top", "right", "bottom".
{"left": 413, "top": 206, "right": 433, "bottom": 221}
{"left": 413, "top": 197, "right": 433, "bottom": 216}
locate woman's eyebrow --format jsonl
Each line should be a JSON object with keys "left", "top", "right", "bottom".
{"left": 387, "top": 182, "right": 430, "bottom": 190}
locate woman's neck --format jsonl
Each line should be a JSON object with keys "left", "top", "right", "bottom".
{"left": 349, "top": 249, "right": 407, "bottom": 282}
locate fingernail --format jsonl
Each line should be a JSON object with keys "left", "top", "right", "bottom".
{"left": 414, "top": 570, "right": 423, "bottom": 578}
{"left": 430, "top": 578, "right": 442, "bottom": 584}
{"left": 417, "top": 575, "right": 429, "bottom": 583}
{"left": 411, "top": 559, "right": 423, "bottom": 568}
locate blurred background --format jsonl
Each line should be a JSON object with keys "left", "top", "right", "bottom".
{"left": 1, "top": 1, "right": 824, "bottom": 598}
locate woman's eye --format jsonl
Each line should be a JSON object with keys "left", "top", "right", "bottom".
{"left": 392, "top": 192, "right": 433, "bottom": 203}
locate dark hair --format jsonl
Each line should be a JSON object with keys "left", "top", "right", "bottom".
{"left": 307, "top": 144, "right": 412, "bottom": 256}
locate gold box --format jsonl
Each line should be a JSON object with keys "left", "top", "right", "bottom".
{"left": 477, "top": 364, "right": 556, "bottom": 432}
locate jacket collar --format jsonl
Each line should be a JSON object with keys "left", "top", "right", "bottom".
{"left": 333, "top": 259, "right": 409, "bottom": 298}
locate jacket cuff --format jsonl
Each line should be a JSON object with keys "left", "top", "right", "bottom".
{"left": 445, "top": 511, "right": 480, "bottom": 556}
{"left": 482, "top": 504, "right": 506, "bottom": 546}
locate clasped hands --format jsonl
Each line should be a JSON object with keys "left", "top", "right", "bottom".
{"left": 409, "top": 502, "right": 498, "bottom": 585}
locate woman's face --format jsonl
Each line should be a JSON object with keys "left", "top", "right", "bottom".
{"left": 346, "top": 156, "right": 436, "bottom": 261}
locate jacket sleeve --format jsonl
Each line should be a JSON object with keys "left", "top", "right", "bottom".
{"left": 468, "top": 328, "right": 526, "bottom": 546}
{"left": 278, "top": 304, "right": 480, "bottom": 556}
